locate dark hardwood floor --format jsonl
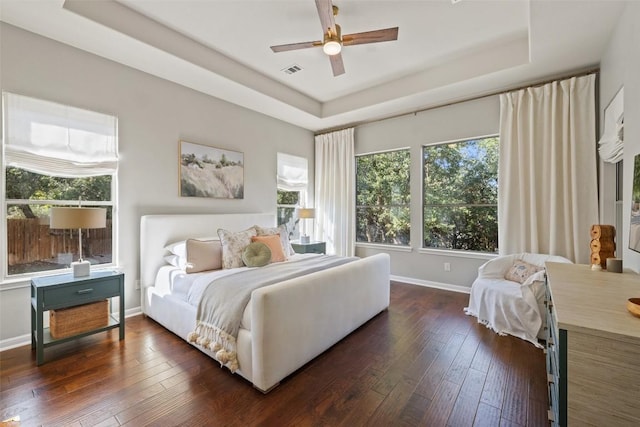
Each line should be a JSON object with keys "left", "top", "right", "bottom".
{"left": 0, "top": 282, "right": 548, "bottom": 426}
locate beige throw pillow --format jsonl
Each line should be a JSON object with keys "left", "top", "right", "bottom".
{"left": 185, "top": 239, "right": 222, "bottom": 273}
{"left": 217, "top": 227, "right": 258, "bottom": 269}
{"left": 504, "top": 260, "right": 543, "bottom": 284}
{"left": 165, "top": 236, "right": 218, "bottom": 259}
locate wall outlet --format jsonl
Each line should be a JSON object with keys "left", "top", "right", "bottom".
{"left": 135, "top": 279, "right": 140, "bottom": 290}
{"left": 444, "top": 262, "right": 451, "bottom": 272}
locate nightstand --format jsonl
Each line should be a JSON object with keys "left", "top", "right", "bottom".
{"left": 31, "top": 270, "right": 124, "bottom": 365}
{"left": 291, "top": 241, "right": 326, "bottom": 254}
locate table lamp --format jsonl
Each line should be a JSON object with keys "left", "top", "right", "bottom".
{"left": 297, "top": 207, "right": 315, "bottom": 244}
{"left": 50, "top": 207, "right": 107, "bottom": 277}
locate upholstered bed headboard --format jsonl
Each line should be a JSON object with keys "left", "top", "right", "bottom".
{"left": 140, "top": 213, "right": 276, "bottom": 289}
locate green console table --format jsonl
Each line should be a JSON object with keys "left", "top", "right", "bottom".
{"left": 291, "top": 241, "right": 326, "bottom": 254}
{"left": 31, "top": 270, "right": 125, "bottom": 365}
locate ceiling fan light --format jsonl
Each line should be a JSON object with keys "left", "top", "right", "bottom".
{"left": 323, "top": 40, "right": 342, "bottom": 56}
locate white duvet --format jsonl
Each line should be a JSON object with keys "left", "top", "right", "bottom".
{"left": 153, "top": 253, "right": 321, "bottom": 331}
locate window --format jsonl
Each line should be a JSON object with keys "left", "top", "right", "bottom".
{"left": 356, "top": 149, "right": 410, "bottom": 245}
{"left": 276, "top": 153, "right": 308, "bottom": 240}
{"left": 277, "top": 189, "right": 301, "bottom": 240}
{"left": 423, "top": 136, "right": 498, "bottom": 252}
{"left": 2, "top": 92, "right": 118, "bottom": 278}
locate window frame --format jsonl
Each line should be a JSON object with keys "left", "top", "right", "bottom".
{"left": 422, "top": 134, "right": 499, "bottom": 254}
{"left": 2, "top": 172, "right": 118, "bottom": 284}
{"left": 1, "top": 94, "right": 119, "bottom": 284}
{"left": 355, "top": 147, "right": 411, "bottom": 247}
{"left": 276, "top": 152, "right": 309, "bottom": 241}
{"left": 276, "top": 188, "right": 305, "bottom": 240}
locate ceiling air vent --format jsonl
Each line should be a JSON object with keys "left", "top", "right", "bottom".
{"left": 281, "top": 64, "right": 303, "bottom": 75}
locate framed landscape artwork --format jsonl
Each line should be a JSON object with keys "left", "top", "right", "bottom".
{"left": 179, "top": 141, "right": 244, "bottom": 199}
{"left": 630, "top": 153, "right": 640, "bottom": 253}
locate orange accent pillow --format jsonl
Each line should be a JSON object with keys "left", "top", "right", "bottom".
{"left": 251, "top": 235, "right": 286, "bottom": 263}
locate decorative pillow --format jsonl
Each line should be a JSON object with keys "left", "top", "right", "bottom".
{"left": 505, "top": 260, "right": 543, "bottom": 284}
{"left": 254, "top": 224, "right": 294, "bottom": 257}
{"left": 165, "top": 240, "right": 188, "bottom": 259}
{"left": 164, "top": 254, "right": 187, "bottom": 270}
{"left": 165, "top": 237, "right": 217, "bottom": 259}
{"left": 185, "top": 239, "right": 222, "bottom": 273}
{"left": 217, "top": 227, "right": 258, "bottom": 269}
{"left": 242, "top": 242, "right": 272, "bottom": 267}
{"left": 251, "top": 235, "right": 286, "bottom": 263}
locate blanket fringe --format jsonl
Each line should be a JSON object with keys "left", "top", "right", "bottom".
{"left": 464, "top": 308, "right": 543, "bottom": 349}
{"left": 188, "top": 323, "right": 239, "bottom": 372}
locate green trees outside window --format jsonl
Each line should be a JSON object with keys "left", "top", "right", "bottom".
{"left": 356, "top": 149, "right": 410, "bottom": 245}
{"left": 277, "top": 189, "right": 300, "bottom": 240}
{"left": 423, "top": 136, "right": 499, "bottom": 252}
{"left": 5, "top": 167, "right": 113, "bottom": 275}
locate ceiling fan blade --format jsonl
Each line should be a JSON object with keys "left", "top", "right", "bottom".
{"left": 315, "top": 0, "right": 337, "bottom": 35}
{"left": 270, "top": 40, "right": 322, "bottom": 53}
{"left": 342, "top": 27, "right": 399, "bottom": 46}
{"left": 329, "top": 53, "right": 345, "bottom": 76}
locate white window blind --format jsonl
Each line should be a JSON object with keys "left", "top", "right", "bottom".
{"left": 2, "top": 92, "right": 118, "bottom": 177}
{"left": 598, "top": 87, "right": 624, "bottom": 164}
{"left": 277, "top": 152, "right": 308, "bottom": 191}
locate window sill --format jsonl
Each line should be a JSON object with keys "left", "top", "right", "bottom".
{"left": 418, "top": 247, "right": 497, "bottom": 261}
{"left": 355, "top": 242, "right": 412, "bottom": 253}
{"left": 0, "top": 276, "right": 31, "bottom": 291}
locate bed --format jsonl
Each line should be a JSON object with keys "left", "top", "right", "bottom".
{"left": 140, "top": 213, "right": 390, "bottom": 392}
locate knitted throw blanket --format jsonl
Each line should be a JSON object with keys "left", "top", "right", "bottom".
{"left": 187, "top": 255, "right": 356, "bottom": 372}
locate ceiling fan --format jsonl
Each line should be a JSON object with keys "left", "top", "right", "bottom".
{"left": 270, "top": 0, "right": 399, "bottom": 77}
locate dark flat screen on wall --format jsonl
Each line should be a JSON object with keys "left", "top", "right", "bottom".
{"left": 630, "top": 154, "right": 640, "bottom": 253}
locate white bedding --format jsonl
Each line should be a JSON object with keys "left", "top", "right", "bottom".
{"left": 187, "top": 253, "right": 317, "bottom": 306}
{"left": 151, "top": 253, "right": 320, "bottom": 333}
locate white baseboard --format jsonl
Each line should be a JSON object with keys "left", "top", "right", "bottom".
{"left": 0, "top": 333, "right": 32, "bottom": 352}
{"left": 125, "top": 307, "right": 143, "bottom": 318}
{"left": 390, "top": 275, "right": 471, "bottom": 294}
{"left": 1, "top": 281, "right": 466, "bottom": 352}
{"left": 0, "top": 307, "right": 143, "bottom": 353}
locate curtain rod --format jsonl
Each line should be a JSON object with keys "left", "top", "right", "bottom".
{"left": 314, "top": 66, "right": 600, "bottom": 136}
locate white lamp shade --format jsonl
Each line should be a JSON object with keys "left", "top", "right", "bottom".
{"left": 297, "top": 208, "right": 315, "bottom": 219}
{"left": 50, "top": 207, "right": 107, "bottom": 229}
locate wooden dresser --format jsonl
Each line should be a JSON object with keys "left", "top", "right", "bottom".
{"left": 544, "top": 262, "right": 640, "bottom": 426}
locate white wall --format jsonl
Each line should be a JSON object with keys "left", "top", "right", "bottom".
{"left": 599, "top": 1, "right": 640, "bottom": 272}
{"left": 357, "top": 0, "right": 640, "bottom": 287}
{"left": 0, "top": 23, "right": 314, "bottom": 344}
{"left": 354, "top": 96, "right": 500, "bottom": 290}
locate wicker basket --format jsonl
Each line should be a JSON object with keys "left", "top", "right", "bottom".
{"left": 50, "top": 300, "right": 109, "bottom": 339}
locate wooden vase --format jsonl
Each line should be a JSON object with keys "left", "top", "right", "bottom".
{"left": 590, "top": 224, "right": 616, "bottom": 269}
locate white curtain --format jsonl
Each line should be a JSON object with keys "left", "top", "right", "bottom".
{"left": 315, "top": 128, "right": 355, "bottom": 256}
{"left": 498, "top": 74, "right": 598, "bottom": 264}
{"left": 3, "top": 92, "right": 118, "bottom": 177}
